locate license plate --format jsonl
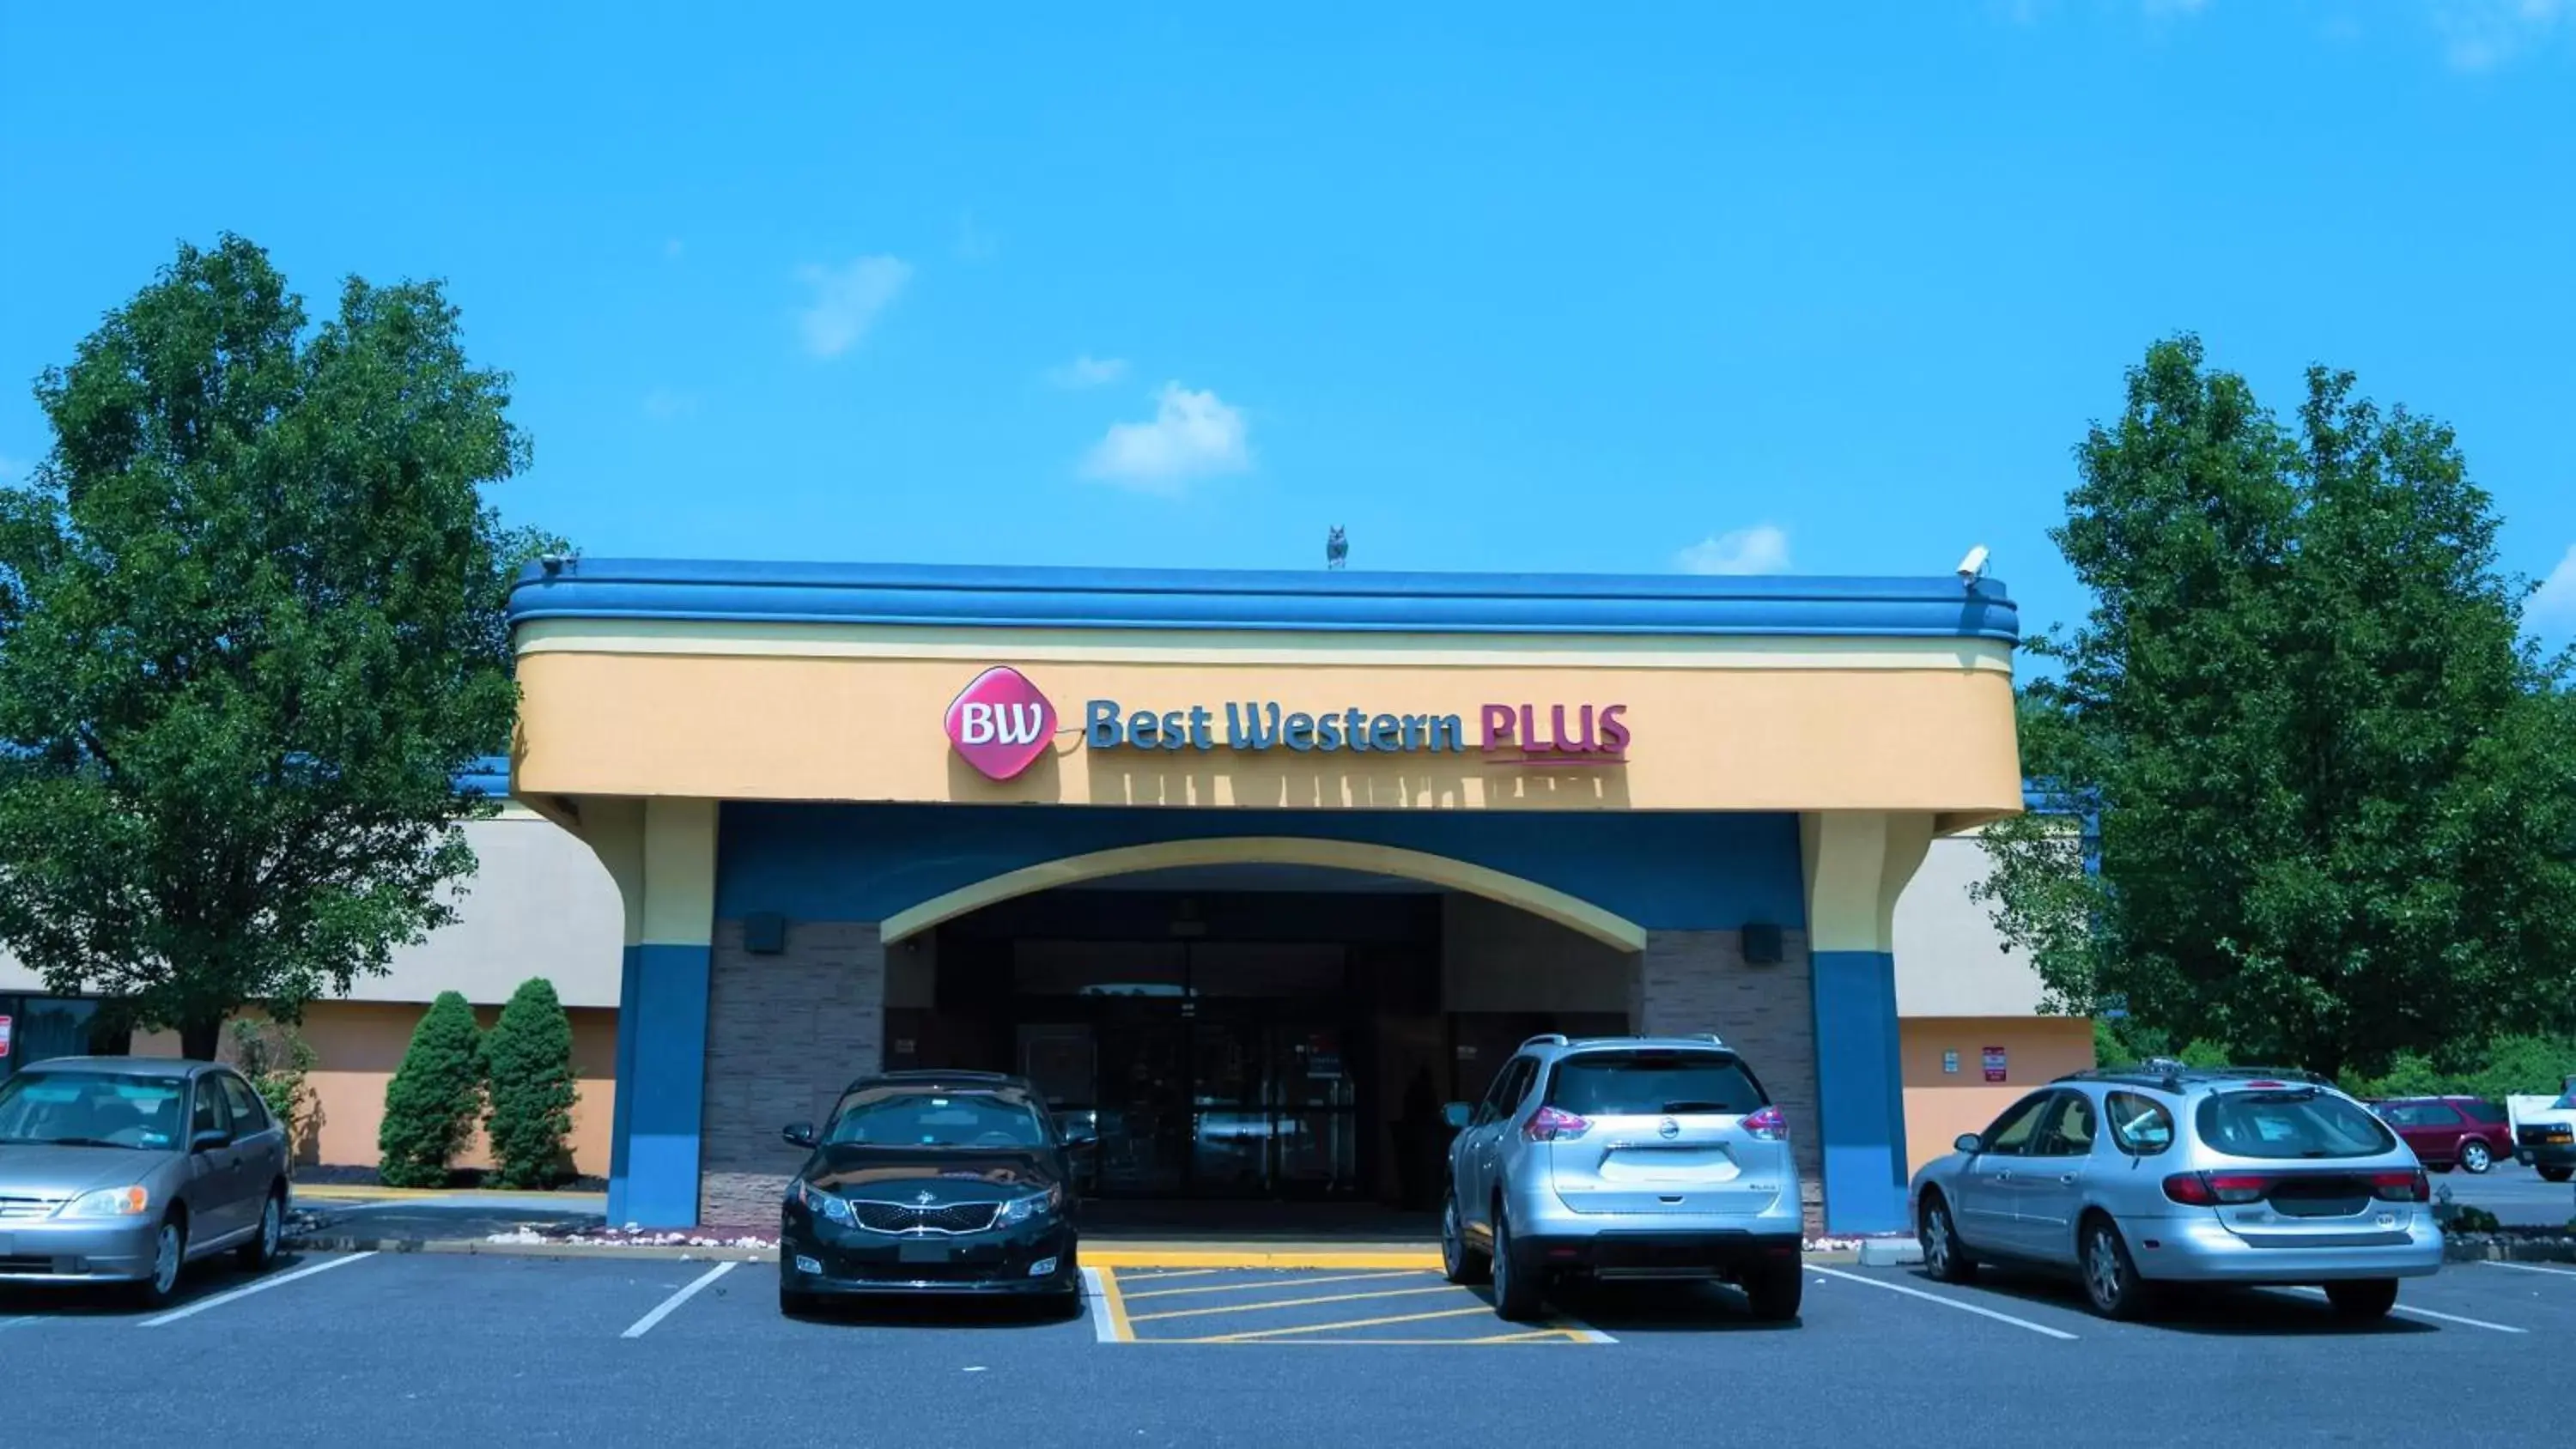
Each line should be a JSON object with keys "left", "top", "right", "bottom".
{"left": 897, "top": 1241, "right": 951, "bottom": 1264}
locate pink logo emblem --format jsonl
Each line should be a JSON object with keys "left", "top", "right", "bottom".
{"left": 945, "top": 667, "right": 1057, "bottom": 781}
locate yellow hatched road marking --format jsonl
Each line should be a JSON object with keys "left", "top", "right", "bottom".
{"left": 1187, "top": 1306, "right": 1497, "bottom": 1342}
{"left": 1113, "top": 1268, "right": 1234, "bottom": 1284}
{"left": 1096, "top": 1266, "right": 1138, "bottom": 1343}
{"left": 1121, "top": 1270, "right": 1431, "bottom": 1301}
{"left": 1128, "top": 1283, "right": 1462, "bottom": 1325}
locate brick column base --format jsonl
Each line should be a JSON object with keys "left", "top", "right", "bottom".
{"left": 696, "top": 919, "right": 886, "bottom": 1227}
{"left": 1638, "top": 929, "right": 1823, "bottom": 1236}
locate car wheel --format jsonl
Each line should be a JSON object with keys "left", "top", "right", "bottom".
{"left": 2324, "top": 1278, "right": 2399, "bottom": 1321}
{"left": 132, "top": 1215, "right": 186, "bottom": 1311}
{"left": 2080, "top": 1216, "right": 2151, "bottom": 1322}
{"left": 1741, "top": 1258, "right": 1803, "bottom": 1323}
{"left": 1489, "top": 1206, "right": 1544, "bottom": 1323}
{"left": 2542, "top": 1166, "right": 2573, "bottom": 1185}
{"left": 2459, "top": 1140, "right": 2493, "bottom": 1174}
{"left": 238, "top": 1188, "right": 284, "bottom": 1271}
{"left": 1920, "top": 1195, "right": 1977, "bottom": 1284}
{"left": 1440, "top": 1189, "right": 1488, "bottom": 1286}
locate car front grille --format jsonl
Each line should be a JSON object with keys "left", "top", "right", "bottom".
{"left": 0, "top": 1195, "right": 67, "bottom": 1221}
{"left": 2518, "top": 1125, "right": 2573, "bottom": 1146}
{"left": 848, "top": 1200, "right": 1001, "bottom": 1235}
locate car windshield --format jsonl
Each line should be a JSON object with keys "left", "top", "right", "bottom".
{"left": 2553, "top": 1092, "right": 2576, "bottom": 1112}
{"left": 823, "top": 1090, "right": 1048, "bottom": 1149}
{"left": 0, "top": 1072, "right": 187, "bottom": 1150}
{"left": 1548, "top": 1052, "right": 1765, "bottom": 1116}
{"left": 2194, "top": 1089, "right": 2397, "bottom": 1160}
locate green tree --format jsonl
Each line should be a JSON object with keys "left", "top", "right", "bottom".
{"left": 1994, "top": 336, "right": 2576, "bottom": 1079}
{"left": 480, "top": 976, "right": 578, "bottom": 1189}
{"left": 378, "top": 990, "right": 484, "bottom": 1188}
{"left": 0, "top": 234, "right": 558, "bottom": 1058}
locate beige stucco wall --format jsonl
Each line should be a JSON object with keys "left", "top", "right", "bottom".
{"left": 131, "top": 1001, "right": 620, "bottom": 1174}
{"left": 1899, "top": 1015, "right": 2098, "bottom": 1172}
{"left": 1892, "top": 828, "right": 2053, "bottom": 1018}
{"left": 0, "top": 809, "right": 624, "bottom": 1009}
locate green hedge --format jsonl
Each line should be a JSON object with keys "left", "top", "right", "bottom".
{"left": 480, "top": 977, "right": 578, "bottom": 1190}
{"left": 377, "top": 991, "right": 484, "bottom": 1188}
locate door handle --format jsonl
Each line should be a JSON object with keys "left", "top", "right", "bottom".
{"left": 2057, "top": 1174, "right": 2076, "bottom": 1185}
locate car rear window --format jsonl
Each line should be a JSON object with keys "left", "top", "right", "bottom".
{"left": 1546, "top": 1052, "right": 1766, "bottom": 1117}
{"left": 2194, "top": 1089, "right": 2397, "bottom": 1160}
{"left": 2462, "top": 1100, "right": 2509, "bottom": 1125}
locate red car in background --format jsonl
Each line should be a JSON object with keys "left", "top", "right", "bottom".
{"left": 2369, "top": 1096, "right": 2515, "bottom": 1174}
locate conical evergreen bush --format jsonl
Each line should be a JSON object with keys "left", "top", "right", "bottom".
{"left": 481, "top": 977, "right": 579, "bottom": 1189}
{"left": 377, "top": 991, "right": 484, "bottom": 1188}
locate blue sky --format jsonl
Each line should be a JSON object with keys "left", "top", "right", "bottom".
{"left": 2, "top": 2, "right": 2571, "bottom": 645}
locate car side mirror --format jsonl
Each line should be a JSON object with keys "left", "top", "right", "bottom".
{"left": 1954, "top": 1132, "right": 1984, "bottom": 1155}
{"left": 1442, "top": 1102, "right": 1473, "bottom": 1130}
{"left": 1063, "top": 1123, "right": 1098, "bottom": 1149}
{"left": 192, "top": 1129, "right": 232, "bottom": 1155}
{"left": 781, "top": 1122, "right": 817, "bottom": 1149}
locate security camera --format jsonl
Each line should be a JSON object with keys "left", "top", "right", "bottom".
{"left": 1955, "top": 545, "right": 1990, "bottom": 585}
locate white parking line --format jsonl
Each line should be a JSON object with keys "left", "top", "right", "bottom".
{"left": 2273, "top": 1287, "right": 2527, "bottom": 1334}
{"left": 1808, "top": 1266, "right": 2079, "bottom": 1341}
{"left": 620, "top": 1261, "right": 738, "bottom": 1339}
{"left": 2479, "top": 1260, "right": 2576, "bottom": 1279}
{"left": 140, "top": 1252, "right": 376, "bottom": 1327}
{"left": 1084, "top": 1266, "right": 1118, "bottom": 1343}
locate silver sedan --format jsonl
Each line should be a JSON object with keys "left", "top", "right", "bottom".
{"left": 1910, "top": 1064, "right": 2442, "bottom": 1321}
{"left": 0, "top": 1056, "right": 290, "bottom": 1307}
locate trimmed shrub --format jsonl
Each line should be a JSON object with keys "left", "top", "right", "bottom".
{"left": 481, "top": 977, "right": 578, "bottom": 1189}
{"left": 378, "top": 991, "right": 485, "bottom": 1188}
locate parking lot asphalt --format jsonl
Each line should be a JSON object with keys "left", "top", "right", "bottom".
{"left": 5, "top": 1249, "right": 2572, "bottom": 1447}
{"left": 2439, "top": 1161, "right": 2576, "bottom": 1226}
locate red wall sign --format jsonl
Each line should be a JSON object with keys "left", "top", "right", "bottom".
{"left": 0, "top": 1014, "right": 13, "bottom": 1059}
{"left": 1981, "top": 1046, "right": 2007, "bottom": 1082}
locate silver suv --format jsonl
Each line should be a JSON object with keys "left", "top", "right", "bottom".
{"left": 1439, "top": 1034, "right": 1804, "bottom": 1323}
{"left": 1909, "top": 1063, "right": 2443, "bottom": 1321}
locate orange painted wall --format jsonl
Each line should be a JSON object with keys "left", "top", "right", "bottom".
{"left": 1899, "top": 1016, "right": 2096, "bottom": 1172}
{"left": 138, "top": 1003, "right": 620, "bottom": 1177}
{"left": 513, "top": 649, "right": 2024, "bottom": 815}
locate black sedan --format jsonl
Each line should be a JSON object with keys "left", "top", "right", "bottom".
{"left": 776, "top": 1070, "right": 1092, "bottom": 1316}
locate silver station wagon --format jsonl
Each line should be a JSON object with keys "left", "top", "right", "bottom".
{"left": 1910, "top": 1062, "right": 2441, "bottom": 1321}
{"left": 0, "top": 1057, "right": 290, "bottom": 1307}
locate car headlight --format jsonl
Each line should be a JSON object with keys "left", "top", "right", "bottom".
{"left": 998, "top": 1186, "right": 1062, "bottom": 1226}
{"left": 60, "top": 1186, "right": 152, "bottom": 1218}
{"left": 794, "top": 1181, "right": 854, "bottom": 1227}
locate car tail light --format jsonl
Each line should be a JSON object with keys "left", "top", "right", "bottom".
{"left": 1523, "top": 1106, "right": 1591, "bottom": 1142}
{"left": 2369, "top": 1169, "right": 2430, "bottom": 1203}
{"left": 2162, "top": 1173, "right": 2218, "bottom": 1206}
{"left": 1742, "top": 1106, "right": 1789, "bottom": 1141}
{"left": 2162, "top": 1172, "right": 2275, "bottom": 1205}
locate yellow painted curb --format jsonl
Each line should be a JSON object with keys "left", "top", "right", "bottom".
{"left": 289, "top": 1185, "right": 609, "bottom": 1204}
{"left": 1086, "top": 1249, "right": 1444, "bottom": 1270}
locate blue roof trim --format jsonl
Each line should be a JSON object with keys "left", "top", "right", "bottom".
{"left": 455, "top": 756, "right": 511, "bottom": 798}
{"left": 506, "top": 558, "right": 2019, "bottom": 642}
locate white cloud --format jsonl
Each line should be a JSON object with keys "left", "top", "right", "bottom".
{"left": 1046, "top": 355, "right": 1129, "bottom": 390}
{"left": 2533, "top": 543, "right": 2576, "bottom": 623}
{"left": 642, "top": 388, "right": 699, "bottom": 421}
{"left": 1079, "top": 383, "right": 1252, "bottom": 494}
{"left": 2434, "top": 0, "right": 2567, "bottom": 70}
{"left": 794, "top": 255, "right": 913, "bottom": 359}
{"left": 1676, "top": 524, "right": 1793, "bottom": 576}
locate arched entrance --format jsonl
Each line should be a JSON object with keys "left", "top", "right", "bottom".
{"left": 877, "top": 849, "right": 1643, "bottom": 1210}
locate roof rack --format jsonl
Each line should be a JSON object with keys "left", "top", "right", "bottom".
{"left": 2052, "top": 1062, "right": 2336, "bottom": 1093}
{"left": 1519, "top": 1034, "right": 1571, "bottom": 1051}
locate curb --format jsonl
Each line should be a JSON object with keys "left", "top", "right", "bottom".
{"left": 280, "top": 1234, "right": 1872, "bottom": 1269}
{"left": 289, "top": 1185, "right": 610, "bottom": 1204}
{"left": 2444, "top": 1240, "right": 2576, "bottom": 1264}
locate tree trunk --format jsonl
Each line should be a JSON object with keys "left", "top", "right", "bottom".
{"left": 179, "top": 1016, "right": 224, "bottom": 1064}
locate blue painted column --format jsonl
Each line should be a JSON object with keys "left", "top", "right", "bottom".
{"left": 1801, "top": 812, "right": 1935, "bottom": 1237}
{"left": 1811, "top": 949, "right": 1908, "bottom": 1234}
{"left": 592, "top": 797, "right": 720, "bottom": 1229}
